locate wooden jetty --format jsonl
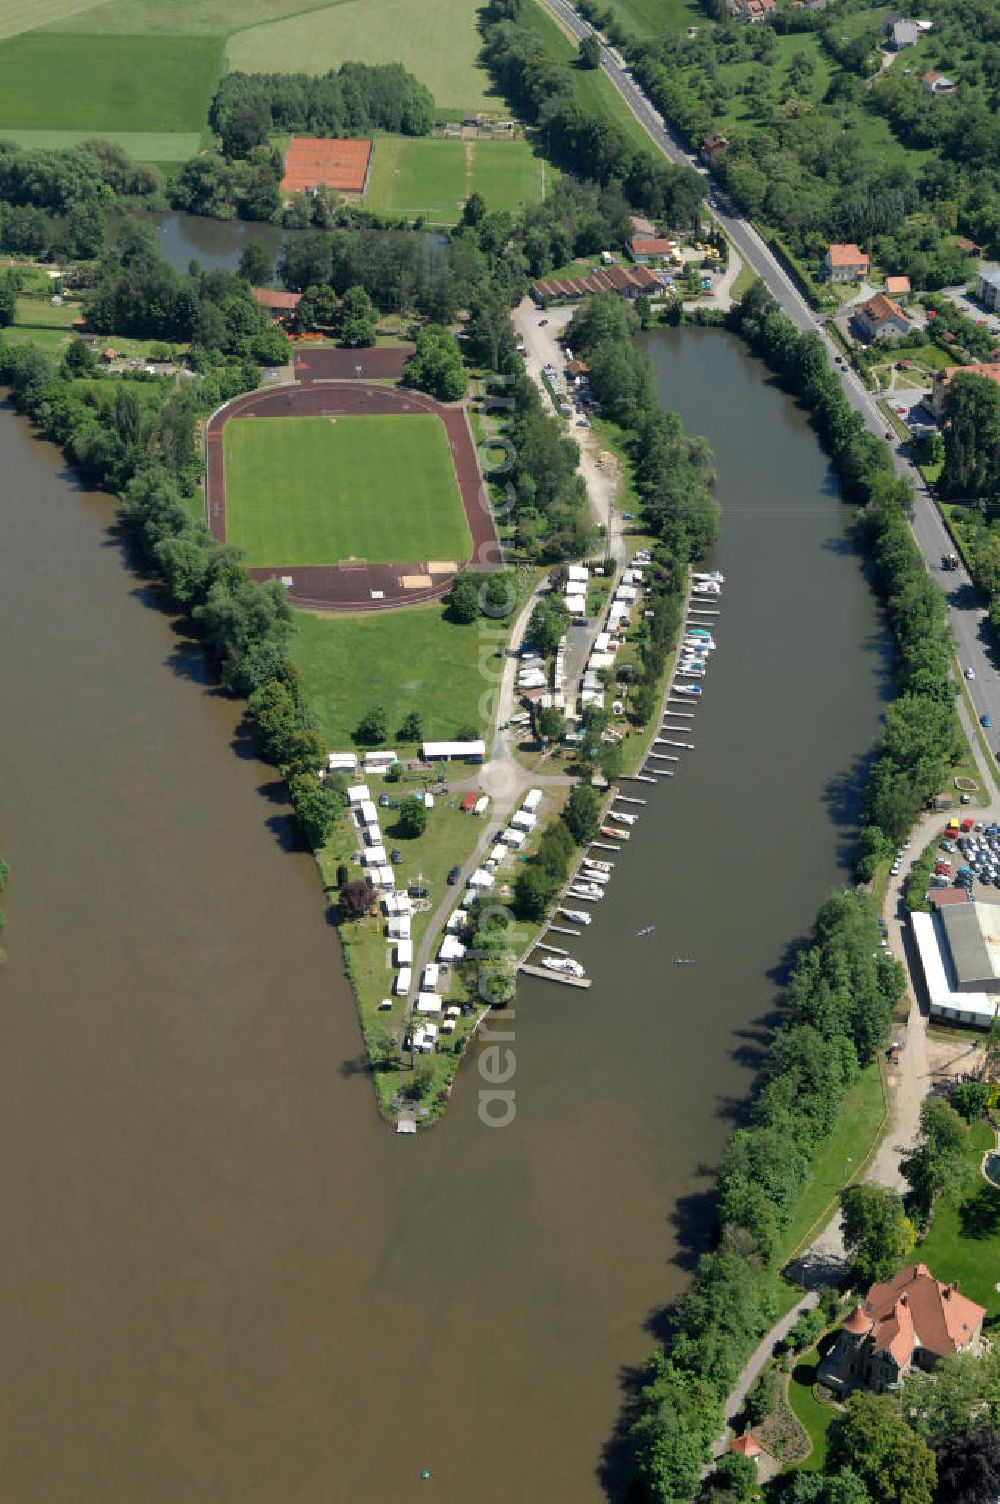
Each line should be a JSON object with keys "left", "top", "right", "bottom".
{"left": 616, "top": 795, "right": 646, "bottom": 806}
{"left": 538, "top": 942, "right": 568, "bottom": 955}
{"left": 660, "top": 738, "right": 694, "bottom": 749}
{"left": 628, "top": 774, "right": 657, "bottom": 785}
{"left": 548, "top": 925, "right": 582, "bottom": 938}
{"left": 589, "top": 840, "right": 621, "bottom": 853}
{"left": 519, "top": 962, "right": 592, "bottom": 990}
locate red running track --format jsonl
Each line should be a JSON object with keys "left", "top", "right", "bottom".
{"left": 204, "top": 379, "right": 501, "bottom": 612}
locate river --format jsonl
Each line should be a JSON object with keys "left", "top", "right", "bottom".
{"left": 0, "top": 328, "right": 888, "bottom": 1502}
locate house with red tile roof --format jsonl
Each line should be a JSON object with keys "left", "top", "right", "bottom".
{"left": 628, "top": 237, "right": 674, "bottom": 263}
{"left": 251, "top": 287, "right": 302, "bottom": 319}
{"left": 819, "top": 1263, "right": 985, "bottom": 1395}
{"left": 855, "top": 291, "right": 910, "bottom": 341}
{"left": 821, "top": 243, "right": 869, "bottom": 282}
{"left": 932, "top": 360, "right": 1000, "bottom": 416}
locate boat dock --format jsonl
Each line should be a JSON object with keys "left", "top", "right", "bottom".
{"left": 519, "top": 962, "right": 593, "bottom": 989}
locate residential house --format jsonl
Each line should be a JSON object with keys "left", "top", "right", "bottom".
{"left": 884, "top": 275, "right": 911, "bottom": 297}
{"left": 975, "top": 267, "right": 1000, "bottom": 312}
{"left": 701, "top": 131, "right": 729, "bottom": 164}
{"left": 628, "top": 236, "right": 673, "bottom": 263}
{"left": 856, "top": 291, "right": 910, "bottom": 341}
{"left": 922, "top": 70, "right": 956, "bottom": 95}
{"left": 819, "top": 1264, "right": 985, "bottom": 1395}
{"left": 251, "top": 288, "right": 302, "bottom": 321}
{"left": 821, "top": 243, "right": 869, "bottom": 282}
{"left": 741, "top": 0, "right": 776, "bottom": 20}
{"left": 932, "top": 361, "right": 1000, "bottom": 417}
{"left": 888, "top": 17, "right": 919, "bottom": 48}
{"left": 629, "top": 213, "right": 657, "bottom": 239}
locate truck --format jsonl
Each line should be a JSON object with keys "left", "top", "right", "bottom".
{"left": 942, "top": 552, "right": 959, "bottom": 570}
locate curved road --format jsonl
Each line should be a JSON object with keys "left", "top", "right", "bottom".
{"left": 541, "top": 0, "right": 1000, "bottom": 736}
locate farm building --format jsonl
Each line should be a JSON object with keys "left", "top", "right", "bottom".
{"left": 280, "top": 137, "right": 374, "bottom": 197}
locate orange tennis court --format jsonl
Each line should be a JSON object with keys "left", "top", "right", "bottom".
{"left": 280, "top": 137, "right": 374, "bottom": 195}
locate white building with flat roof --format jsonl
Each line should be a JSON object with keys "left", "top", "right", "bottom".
{"left": 911, "top": 909, "right": 1000, "bottom": 1027}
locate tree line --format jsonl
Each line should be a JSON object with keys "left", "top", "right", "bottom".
{"left": 479, "top": 0, "right": 707, "bottom": 226}
{"left": 210, "top": 62, "right": 436, "bottom": 158}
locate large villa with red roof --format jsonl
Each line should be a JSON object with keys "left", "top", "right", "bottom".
{"left": 819, "top": 1263, "right": 985, "bottom": 1395}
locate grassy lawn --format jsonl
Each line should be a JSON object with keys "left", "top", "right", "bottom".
{"left": 223, "top": 414, "right": 472, "bottom": 568}
{"left": 4, "top": 293, "right": 80, "bottom": 352}
{"left": 366, "top": 136, "right": 466, "bottom": 222}
{"left": 916, "top": 1120, "right": 1000, "bottom": 1318}
{"left": 731, "top": 261, "right": 756, "bottom": 302}
{"left": 0, "top": 32, "right": 222, "bottom": 134}
{"left": 787, "top": 1350, "right": 836, "bottom": 1471}
{"left": 600, "top": 0, "right": 704, "bottom": 39}
{"left": 523, "top": 0, "right": 657, "bottom": 158}
{"left": 776, "top": 1064, "right": 888, "bottom": 1268}
{"left": 469, "top": 138, "right": 549, "bottom": 216}
{"left": 291, "top": 602, "right": 493, "bottom": 749}
{"left": 0, "top": 127, "right": 201, "bottom": 159}
{"left": 226, "top": 0, "right": 500, "bottom": 114}
{"left": 700, "top": 32, "right": 833, "bottom": 133}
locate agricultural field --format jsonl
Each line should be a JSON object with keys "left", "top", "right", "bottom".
{"left": 226, "top": 0, "right": 500, "bottom": 115}
{"left": 365, "top": 135, "right": 547, "bottom": 224}
{"left": 3, "top": 292, "right": 80, "bottom": 352}
{"left": 0, "top": 32, "right": 222, "bottom": 135}
{"left": 222, "top": 414, "right": 472, "bottom": 569}
{"left": 291, "top": 603, "right": 489, "bottom": 749}
{"left": 0, "top": 0, "right": 110, "bottom": 39}
{"left": 48, "top": 0, "right": 356, "bottom": 33}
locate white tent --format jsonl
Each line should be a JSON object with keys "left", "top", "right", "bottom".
{"left": 468, "top": 868, "right": 495, "bottom": 889}
{"left": 422, "top": 963, "right": 440, "bottom": 991}
{"left": 394, "top": 967, "right": 411, "bottom": 995}
{"left": 364, "top": 749, "right": 398, "bottom": 767}
{"left": 416, "top": 993, "right": 442, "bottom": 1015}
{"left": 446, "top": 910, "right": 467, "bottom": 932}
{"left": 523, "top": 788, "right": 543, "bottom": 811}
{"left": 360, "top": 800, "right": 379, "bottom": 826}
{"left": 395, "top": 939, "right": 413, "bottom": 967}
{"left": 327, "top": 751, "right": 358, "bottom": 772}
{"left": 488, "top": 842, "right": 507, "bottom": 867}
{"left": 421, "top": 740, "right": 486, "bottom": 761}
{"left": 567, "top": 564, "right": 589, "bottom": 583}
{"left": 375, "top": 866, "right": 395, "bottom": 888}
{"left": 347, "top": 784, "right": 371, "bottom": 806}
{"left": 512, "top": 810, "right": 537, "bottom": 831}
{"left": 387, "top": 916, "right": 411, "bottom": 940}
{"left": 363, "top": 844, "right": 387, "bottom": 865}
{"left": 593, "top": 632, "right": 611, "bottom": 654}
{"left": 616, "top": 584, "right": 638, "bottom": 603}
{"left": 503, "top": 828, "right": 526, "bottom": 848}
{"left": 473, "top": 796, "right": 489, "bottom": 816}
{"left": 438, "top": 935, "right": 466, "bottom": 963}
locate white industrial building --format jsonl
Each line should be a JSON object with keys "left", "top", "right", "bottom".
{"left": 911, "top": 907, "right": 1000, "bottom": 1027}
{"left": 421, "top": 739, "right": 486, "bottom": 762}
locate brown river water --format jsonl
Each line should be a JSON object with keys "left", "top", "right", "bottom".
{"left": 0, "top": 329, "right": 888, "bottom": 1502}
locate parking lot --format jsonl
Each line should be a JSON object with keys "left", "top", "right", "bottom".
{"left": 935, "top": 822, "right": 1000, "bottom": 902}
{"left": 939, "top": 281, "right": 1000, "bottom": 336}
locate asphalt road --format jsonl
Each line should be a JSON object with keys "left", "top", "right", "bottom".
{"left": 539, "top": 0, "right": 1000, "bottom": 746}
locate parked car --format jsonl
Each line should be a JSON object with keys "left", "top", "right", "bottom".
{"left": 390, "top": 848, "right": 402, "bottom": 864}
{"left": 623, "top": 511, "right": 636, "bottom": 520}
{"left": 966, "top": 666, "right": 976, "bottom": 679}
{"left": 982, "top": 713, "right": 991, "bottom": 727}
{"left": 447, "top": 865, "right": 461, "bottom": 885}
{"left": 408, "top": 885, "right": 429, "bottom": 899}
{"left": 884, "top": 429, "right": 895, "bottom": 440}
{"left": 379, "top": 793, "right": 390, "bottom": 807}
{"left": 538, "top": 318, "right": 549, "bottom": 327}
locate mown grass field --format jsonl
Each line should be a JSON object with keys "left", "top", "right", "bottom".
{"left": 226, "top": 0, "right": 499, "bottom": 114}
{"left": 51, "top": 0, "right": 354, "bottom": 32}
{"left": 0, "top": 32, "right": 222, "bottom": 133}
{"left": 291, "top": 603, "right": 490, "bottom": 749}
{"left": 366, "top": 134, "right": 547, "bottom": 224}
{"left": 0, "top": 127, "right": 201, "bottom": 158}
{"left": 522, "top": 0, "right": 656, "bottom": 158}
{"left": 223, "top": 414, "right": 472, "bottom": 568}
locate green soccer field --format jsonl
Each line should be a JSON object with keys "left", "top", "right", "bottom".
{"left": 365, "top": 134, "right": 547, "bottom": 224}
{"left": 222, "top": 414, "right": 473, "bottom": 568}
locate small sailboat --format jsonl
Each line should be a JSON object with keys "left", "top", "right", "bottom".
{"left": 637, "top": 925, "right": 655, "bottom": 938}
{"left": 672, "top": 957, "right": 696, "bottom": 966}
